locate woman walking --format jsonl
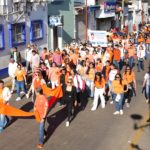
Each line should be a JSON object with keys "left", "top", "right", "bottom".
{"left": 91, "top": 72, "right": 106, "bottom": 111}
{"left": 109, "top": 73, "right": 128, "bottom": 115}
{"left": 63, "top": 78, "right": 77, "bottom": 127}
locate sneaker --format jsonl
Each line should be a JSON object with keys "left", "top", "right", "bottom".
{"left": 37, "top": 144, "right": 43, "bottom": 149}
{"left": 110, "top": 101, "right": 114, "bottom": 104}
{"left": 10, "top": 90, "right": 13, "bottom": 94}
{"left": 146, "top": 100, "right": 149, "bottom": 103}
{"left": 20, "top": 91, "right": 25, "bottom": 94}
{"left": 16, "top": 97, "right": 21, "bottom": 101}
{"left": 26, "top": 94, "right": 29, "bottom": 99}
{"left": 66, "top": 121, "right": 70, "bottom": 127}
{"left": 126, "top": 103, "right": 130, "bottom": 108}
{"left": 91, "top": 108, "right": 96, "bottom": 111}
{"left": 120, "top": 110, "right": 124, "bottom": 115}
{"left": 113, "top": 111, "right": 119, "bottom": 115}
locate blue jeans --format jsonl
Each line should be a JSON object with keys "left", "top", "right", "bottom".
{"left": 146, "top": 44, "right": 150, "bottom": 53}
{"left": 146, "top": 85, "right": 150, "bottom": 100}
{"left": 113, "top": 60, "right": 120, "bottom": 70}
{"left": 16, "top": 80, "right": 27, "bottom": 97}
{"left": 39, "top": 121, "right": 44, "bottom": 144}
{"left": 137, "top": 59, "right": 144, "bottom": 71}
{"left": 129, "top": 57, "right": 134, "bottom": 68}
{"left": 0, "top": 114, "right": 7, "bottom": 132}
{"left": 114, "top": 93, "right": 124, "bottom": 111}
{"left": 86, "top": 80, "right": 94, "bottom": 97}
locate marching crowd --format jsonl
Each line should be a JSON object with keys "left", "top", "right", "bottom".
{"left": 0, "top": 23, "right": 150, "bottom": 148}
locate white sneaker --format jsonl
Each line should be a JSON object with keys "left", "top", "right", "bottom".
{"left": 110, "top": 101, "right": 114, "bottom": 104}
{"left": 66, "top": 121, "right": 70, "bottom": 127}
{"left": 120, "top": 110, "right": 124, "bottom": 115}
{"left": 16, "top": 97, "right": 21, "bottom": 101}
{"left": 10, "top": 90, "right": 13, "bottom": 94}
{"left": 101, "top": 106, "right": 105, "bottom": 109}
{"left": 20, "top": 91, "right": 25, "bottom": 94}
{"left": 26, "top": 94, "right": 29, "bottom": 99}
{"left": 113, "top": 111, "right": 120, "bottom": 115}
{"left": 91, "top": 108, "right": 96, "bottom": 111}
{"left": 126, "top": 103, "right": 130, "bottom": 108}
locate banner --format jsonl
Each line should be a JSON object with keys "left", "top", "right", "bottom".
{"left": 88, "top": 30, "right": 108, "bottom": 47}
{"left": 104, "top": 0, "right": 116, "bottom": 13}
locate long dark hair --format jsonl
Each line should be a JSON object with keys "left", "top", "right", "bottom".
{"left": 115, "top": 73, "right": 122, "bottom": 85}
{"left": 124, "top": 65, "right": 132, "bottom": 75}
{"left": 94, "top": 72, "right": 102, "bottom": 84}
{"left": 86, "top": 62, "right": 94, "bottom": 75}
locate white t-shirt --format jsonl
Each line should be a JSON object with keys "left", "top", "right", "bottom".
{"left": 144, "top": 73, "right": 150, "bottom": 86}
{"left": 109, "top": 69, "right": 118, "bottom": 81}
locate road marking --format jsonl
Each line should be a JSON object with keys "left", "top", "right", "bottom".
{"left": 128, "top": 107, "right": 150, "bottom": 150}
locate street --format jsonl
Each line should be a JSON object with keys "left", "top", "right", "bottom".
{"left": 0, "top": 60, "right": 149, "bottom": 150}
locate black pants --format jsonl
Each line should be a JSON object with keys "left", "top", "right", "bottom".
{"left": 125, "top": 88, "right": 133, "bottom": 103}
{"left": 66, "top": 102, "right": 73, "bottom": 122}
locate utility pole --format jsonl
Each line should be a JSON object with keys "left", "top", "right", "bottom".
{"left": 121, "top": 0, "right": 124, "bottom": 29}
{"left": 85, "top": 0, "right": 88, "bottom": 42}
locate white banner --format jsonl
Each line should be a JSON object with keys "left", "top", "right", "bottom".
{"left": 88, "top": 30, "right": 108, "bottom": 47}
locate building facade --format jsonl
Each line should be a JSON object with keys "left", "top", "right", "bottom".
{"left": 0, "top": 0, "right": 48, "bottom": 78}
{"left": 48, "top": 0, "right": 74, "bottom": 50}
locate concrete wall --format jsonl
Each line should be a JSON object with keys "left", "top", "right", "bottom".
{"left": 48, "top": 0, "right": 74, "bottom": 49}
{"left": 0, "top": 4, "right": 48, "bottom": 70}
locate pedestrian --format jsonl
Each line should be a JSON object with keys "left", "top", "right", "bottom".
{"left": 91, "top": 72, "right": 106, "bottom": 111}
{"left": 109, "top": 73, "right": 128, "bottom": 115}
{"left": 8, "top": 58, "right": 17, "bottom": 94}
{"left": 15, "top": 64, "right": 28, "bottom": 101}
{"left": 123, "top": 66, "right": 136, "bottom": 107}
{"left": 63, "top": 78, "right": 77, "bottom": 127}
{"left": 0, "top": 80, "right": 11, "bottom": 132}
{"left": 143, "top": 67, "right": 150, "bottom": 103}
{"left": 25, "top": 44, "right": 32, "bottom": 73}
{"left": 34, "top": 88, "right": 48, "bottom": 149}
{"left": 10, "top": 47, "right": 21, "bottom": 64}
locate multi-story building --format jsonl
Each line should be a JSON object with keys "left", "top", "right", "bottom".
{"left": 0, "top": 0, "right": 48, "bottom": 78}
{"left": 48, "top": 0, "right": 74, "bottom": 50}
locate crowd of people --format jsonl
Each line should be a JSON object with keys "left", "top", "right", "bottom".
{"left": 0, "top": 23, "right": 150, "bottom": 149}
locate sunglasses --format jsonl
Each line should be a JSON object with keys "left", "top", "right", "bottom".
{"left": 116, "top": 76, "right": 120, "bottom": 79}
{"left": 68, "top": 81, "right": 72, "bottom": 84}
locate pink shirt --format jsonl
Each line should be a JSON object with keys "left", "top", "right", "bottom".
{"left": 52, "top": 53, "right": 62, "bottom": 66}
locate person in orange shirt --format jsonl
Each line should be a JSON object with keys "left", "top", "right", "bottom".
{"left": 48, "top": 62, "right": 60, "bottom": 89}
{"left": 95, "top": 58, "right": 103, "bottom": 73}
{"left": 34, "top": 87, "right": 48, "bottom": 149}
{"left": 127, "top": 44, "right": 136, "bottom": 68}
{"left": 91, "top": 72, "right": 106, "bottom": 111}
{"left": 113, "top": 45, "right": 121, "bottom": 70}
{"left": 138, "top": 34, "right": 145, "bottom": 43}
{"left": 109, "top": 73, "right": 128, "bottom": 115}
{"left": 27, "top": 71, "right": 46, "bottom": 103}
{"left": 15, "top": 64, "right": 28, "bottom": 101}
{"left": 41, "top": 47, "right": 49, "bottom": 61}
{"left": 123, "top": 66, "right": 136, "bottom": 107}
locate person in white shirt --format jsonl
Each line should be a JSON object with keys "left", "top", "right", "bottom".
{"left": 8, "top": 58, "right": 17, "bottom": 93}
{"left": 0, "top": 80, "right": 11, "bottom": 132}
{"left": 25, "top": 44, "right": 32, "bottom": 73}
{"left": 30, "top": 50, "right": 40, "bottom": 72}
{"left": 137, "top": 45, "right": 146, "bottom": 72}
{"left": 143, "top": 67, "right": 150, "bottom": 103}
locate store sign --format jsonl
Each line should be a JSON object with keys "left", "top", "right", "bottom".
{"left": 88, "top": 30, "right": 108, "bottom": 47}
{"left": 104, "top": 0, "right": 116, "bottom": 13}
{"left": 48, "top": 16, "right": 63, "bottom": 27}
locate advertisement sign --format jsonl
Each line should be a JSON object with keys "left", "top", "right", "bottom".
{"left": 88, "top": 30, "right": 108, "bottom": 47}
{"left": 104, "top": 0, "right": 116, "bottom": 13}
{"left": 48, "top": 16, "right": 63, "bottom": 27}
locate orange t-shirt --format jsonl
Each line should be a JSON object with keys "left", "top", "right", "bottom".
{"left": 138, "top": 37, "right": 145, "bottom": 43}
{"left": 127, "top": 46, "right": 135, "bottom": 57}
{"left": 123, "top": 72, "right": 135, "bottom": 84}
{"left": 35, "top": 95, "right": 48, "bottom": 118}
{"left": 87, "top": 69, "right": 95, "bottom": 80}
{"left": 15, "top": 70, "right": 25, "bottom": 81}
{"left": 33, "top": 78, "right": 42, "bottom": 89}
{"left": 94, "top": 78, "right": 105, "bottom": 88}
{"left": 113, "top": 49, "right": 121, "bottom": 61}
{"left": 48, "top": 67, "right": 60, "bottom": 81}
{"left": 0, "top": 88, "right": 3, "bottom": 103}
{"left": 112, "top": 80, "right": 127, "bottom": 94}
{"left": 95, "top": 63, "right": 103, "bottom": 72}
{"left": 146, "top": 37, "right": 150, "bottom": 44}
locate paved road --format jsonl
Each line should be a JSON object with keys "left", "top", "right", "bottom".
{"left": 0, "top": 60, "right": 150, "bottom": 150}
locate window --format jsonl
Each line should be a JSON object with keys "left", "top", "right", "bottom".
{"left": 0, "top": 25, "right": 4, "bottom": 50}
{"left": 30, "top": 20, "right": 44, "bottom": 42}
{"left": 9, "top": 23, "right": 26, "bottom": 47}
